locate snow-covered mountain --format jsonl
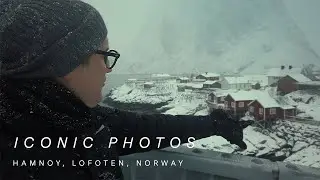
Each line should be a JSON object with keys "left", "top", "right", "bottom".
{"left": 85, "top": 0, "right": 320, "bottom": 74}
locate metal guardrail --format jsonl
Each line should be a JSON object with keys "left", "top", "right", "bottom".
{"left": 120, "top": 146, "right": 320, "bottom": 180}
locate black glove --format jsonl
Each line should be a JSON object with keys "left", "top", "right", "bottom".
{"left": 209, "top": 109, "right": 250, "bottom": 150}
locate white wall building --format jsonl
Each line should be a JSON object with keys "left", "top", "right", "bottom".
{"left": 220, "top": 76, "right": 252, "bottom": 90}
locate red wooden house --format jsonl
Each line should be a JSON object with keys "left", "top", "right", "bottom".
{"left": 208, "top": 92, "right": 227, "bottom": 104}
{"left": 223, "top": 91, "right": 257, "bottom": 117}
{"left": 203, "top": 81, "right": 222, "bottom": 89}
{"left": 277, "top": 74, "right": 311, "bottom": 95}
{"left": 248, "top": 97, "right": 296, "bottom": 121}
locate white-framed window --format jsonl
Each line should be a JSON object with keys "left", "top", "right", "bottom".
{"left": 220, "top": 97, "right": 225, "bottom": 101}
{"left": 259, "top": 108, "right": 263, "bottom": 115}
{"left": 239, "top": 102, "right": 244, "bottom": 107}
{"left": 270, "top": 108, "right": 276, "bottom": 115}
{"left": 224, "top": 101, "right": 228, "bottom": 107}
{"left": 231, "top": 102, "right": 235, "bottom": 108}
{"left": 249, "top": 106, "right": 254, "bottom": 112}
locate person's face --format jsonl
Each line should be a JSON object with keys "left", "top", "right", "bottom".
{"left": 63, "top": 37, "right": 112, "bottom": 108}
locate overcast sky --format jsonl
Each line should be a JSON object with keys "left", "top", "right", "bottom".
{"left": 83, "top": 0, "right": 320, "bottom": 53}
{"left": 83, "top": 0, "right": 320, "bottom": 74}
{"left": 282, "top": 0, "right": 320, "bottom": 55}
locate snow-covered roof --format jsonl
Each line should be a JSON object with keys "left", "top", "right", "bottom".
{"left": 151, "top": 74, "right": 171, "bottom": 77}
{"left": 287, "top": 74, "right": 311, "bottom": 82}
{"left": 242, "top": 75, "right": 269, "bottom": 86}
{"left": 180, "top": 83, "right": 203, "bottom": 89}
{"left": 255, "top": 97, "right": 280, "bottom": 108}
{"left": 296, "top": 81, "right": 320, "bottom": 86}
{"left": 189, "top": 84, "right": 203, "bottom": 89}
{"left": 228, "top": 90, "right": 281, "bottom": 108}
{"left": 203, "top": 80, "right": 219, "bottom": 85}
{"left": 266, "top": 67, "right": 302, "bottom": 77}
{"left": 247, "top": 92, "right": 281, "bottom": 108}
{"left": 177, "top": 77, "right": 190, "bottom": 80}
{"left": 223, "top": 76, "right": 252, "bottom": 84}
{"left": 210, "top": 89, "right": 237, "bottom": 97}
{"left": 227, "top": 90, "right": 261, "bottom": 101}
{"left": 214, "top": 93, "right": 228, "bottom": 97}
{"left": 192, "top": 79, "right": 206, "bottom": 82}
{"left": 144, "top": 82, "right": 154, "bottom": 85}
{"left": 127, "top": 78, "right": 137, "bottom": 81}
{"left": 199, "top": 72, "right": 220, "bottom": 78}
{"left": 280, "top": 105, "right": 295, "bottom": 110}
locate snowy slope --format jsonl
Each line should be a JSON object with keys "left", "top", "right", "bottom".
{"left": 86, "top": 0, "right": 320, "bottom": 74}
{"left": 285, "top": 90, "right": 320, "bottom": 120}
{"left": 284, "top": 145, "right": 320, "bottom": 168}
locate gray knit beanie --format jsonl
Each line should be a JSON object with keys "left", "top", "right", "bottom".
{"left": 0, "top": 0, "right": 108, "bottom": 78}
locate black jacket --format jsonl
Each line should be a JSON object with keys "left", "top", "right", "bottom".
{"left": 0, "top": 78, "right": 245, "bottom": 180}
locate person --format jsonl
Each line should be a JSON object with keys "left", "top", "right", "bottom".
{"left": 0, "top": 0, "right": 248, "bottom": 179}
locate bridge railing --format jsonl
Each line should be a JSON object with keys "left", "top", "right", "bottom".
{"left": 120, "top": 146, "right": 320, "bottom": 180}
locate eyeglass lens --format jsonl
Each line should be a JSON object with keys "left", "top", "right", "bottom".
{"left": 105, "top": 55, "right": 116, "bottom": 68}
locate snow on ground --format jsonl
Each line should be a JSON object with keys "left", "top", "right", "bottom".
{"left": 182, "top": 136, "right": 236, "bottom": 154}
{"left": 162, "top": 91, "right": 208, "bottom": 115}
{"left": 194, "top": 108, "right": 210, "bottom": 116}
{"left": 285, "top": 90, "right": 320, "bottom": 121}
{"left": 284, "top": 145, "right": 320, "bottom": 168}
{"left": 109, "top": 80, "right": 320, "bottom": 168}
{"left": 296, "top": 104, "right": 320, "bottom": 121}
{"left": 292, "top": 141, "right": 309, "bottom": 153}
{"left": 109, "top": 80, "right": 178, "bottom": 104}
{"left": 272, "top": 121, "right": 320, "bottom": 168}
{"left": 241, "top": 126, "right": 281, "bottom": 157}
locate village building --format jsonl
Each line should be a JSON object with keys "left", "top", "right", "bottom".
{"left": 144, "top": 82, "right": 154, "bottom": 89}
{"left": 125, "top": 78, "right": 137, "bottom": 84}
{"left": 202, "top": 80, "right": 221, "bottom": 89}
{"left": 195, "top": 72, "right": 220, "bottom": 81}
{"left": 150, "top": 74, "right": 175, "bottom": 81}
{"left": 223, "top": 90, "right": 296, "bottom": 120}
{"left": 223, "top": 90, "right": 258, "bottom": 117}
{"left": 192, "top": 78, "right": 207, "bottom": 83}
{"left": 176, "top": 77, "right": 191, "bottom": 83}
{"left": 177, "top": 83, "right": 204, "bottom": 92}
{"left": 206, "top": 90, "right": 237, "bottom": 111}
{"left": 277, "top": 74, "right": 312, "bottom": 95}
{"left": 266, "top": 65, "right": 302, "bottom": 86}
{"left": 248, "top": 98, "right": 296, "bottom": 121}
{"left": 244, "top": 75, "right": 269, "bottom": 88}
{"left": 220, "top": 76, "right": 252, "bottom": 90}
{"left": 125, "top": 79, "right": 138, "bottom": 87}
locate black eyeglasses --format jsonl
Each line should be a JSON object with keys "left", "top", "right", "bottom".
{"left": 95, "top": 49, "right": 120, "bottom": 69}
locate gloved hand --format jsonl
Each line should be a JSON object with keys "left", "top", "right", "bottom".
{"left": 209, "top": 109, "right": 251, "bottom": 150}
